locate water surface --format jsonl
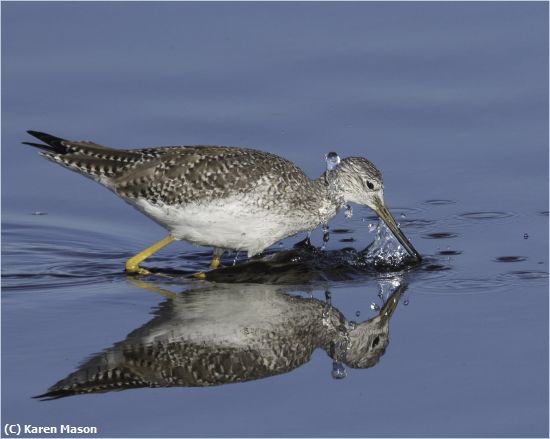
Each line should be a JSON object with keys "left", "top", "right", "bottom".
{"left": 2, "top": 2, "right": 548, "bottom": 437}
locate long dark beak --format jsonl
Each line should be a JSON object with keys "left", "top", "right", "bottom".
{"left": 372, "top": 197, "right": 422, "bottom": 262}
{"left": 379, "top": 283, "right": 407, "bottom": 323}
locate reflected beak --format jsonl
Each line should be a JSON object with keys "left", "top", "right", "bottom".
{"left": 379, "top": 283, "right": 407, "bottom": 323}
{"left": 372, "top": 196, "right": 422, "bottom": 262}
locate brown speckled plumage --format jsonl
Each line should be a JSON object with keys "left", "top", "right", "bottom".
{"left": 25, "top": 132, "right": 317, "bottom": 207}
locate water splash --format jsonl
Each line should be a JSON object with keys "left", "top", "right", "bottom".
{"left": 331, "top": 361, "right": 347, "bottom": 379}
{"left": 344, "top": 204, "right": 353, "bottom": 219}
{"left": 324, "top": 152, "right": 345, "bottom": 207}
{"left": 374, "top": 277, "right": 403, "bottom": 311}
{"left": 322, "top": 290, "right": 332, "bottom": 326}
{"left": 365, "top": 220, "right": 410, "bottom": 269}
{"left": 321, "top": 223, "right": 330, "bottom": 250}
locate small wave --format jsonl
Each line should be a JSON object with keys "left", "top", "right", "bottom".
{"left": 499, "top": 270, "right": 548, "bottom": 281}
{"left": 458, "top": 211, "right": 515, "bottom": 221}
{"left": 420, "top": 277, "right": 509, "bottom": 295}
{"left": 438, "top": 250, "right": 462, "bottom": 256}
{"left": 422, "top": 232, "right": 458, "bottom": 239}
{"left": 423, "top": 199, "right": 456, "bottom": 206}
{"left": 331, "top": 228, "right": 353, "bottom": 234}
{"left": 494, "top": 256, "right": 527, "bottom": 263}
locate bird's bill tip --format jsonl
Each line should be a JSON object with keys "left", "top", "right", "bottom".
{"left": 372, "top": 199, "right": 422, "bottom": 262}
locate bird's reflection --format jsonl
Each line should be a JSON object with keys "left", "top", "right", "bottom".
{"left": 36, "top": 280, "right": 406, "bottom": 399}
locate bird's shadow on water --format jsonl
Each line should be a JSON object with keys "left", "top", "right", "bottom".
{"left": 34, "top": 280, "right": 408, "bottom": 400}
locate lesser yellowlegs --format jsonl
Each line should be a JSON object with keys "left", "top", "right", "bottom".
{"left": 24, "top": 131, "right": 421, "bottom": 275}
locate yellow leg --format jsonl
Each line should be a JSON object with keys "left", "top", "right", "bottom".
{"left": 210, "top": 254, "right": 222, "bottom": 269}
{"left": 192, "top": 249, "right": 224, "bottom": 279}
{"left": 125, "top": 235, "right": 175, "bottom": 275}
{"left": 127, "top": 278, "right": 178, "bottom": 299}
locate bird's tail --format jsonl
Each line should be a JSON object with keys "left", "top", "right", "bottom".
{"left": 23, "top": 131, "right": 70, "bottom": 154}
{"left": 23, "top": 130, "right": 144, "bottom": 183}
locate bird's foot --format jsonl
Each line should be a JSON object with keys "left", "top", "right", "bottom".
{"left": 192, "top": 271, "right": 207, "bottom": 280}
{"left": 125, "top": 264, "right": 152, "bottom": 276}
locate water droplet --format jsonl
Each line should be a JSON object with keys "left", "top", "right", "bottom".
{"left": 400, "top": 213, "right": 406, "bottom": 219}
{"left": 331, "top": 361, "right": 347, "bottom": 379}
{"left": 322, "top": 304, "right": 331, "bottom": 324}
{"left": 233, "top": 251, "right": 240, "bottom": 266}
{"left": 31, "top": 211, "right": 48, "bottom": 216}
{"left": 523, "top": 233, "right": 529, "bottom": 239}
{"left": 404, "top": 299, "right": 409, "bottom": 306}
{"left": 325, "top": 152, "right": 341, "bottom": 171}
{"left": 370, "top": 302, "right": 380, "bottom": 311}
{"left": 344, "top": 204, "right": 353, "bottom": 219}
{"left": 321, "top": 224, "right": 330, "bottom": 249}
{"left": 355, "top": 310, "right": 360, "bottom": 317}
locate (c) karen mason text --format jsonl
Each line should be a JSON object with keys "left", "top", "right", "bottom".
{"left": 4, "top": 424, "right": 98, "bottom": 436}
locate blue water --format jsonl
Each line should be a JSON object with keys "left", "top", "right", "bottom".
{"left": 2, "top": 2, "right": 548, "bottom": 437}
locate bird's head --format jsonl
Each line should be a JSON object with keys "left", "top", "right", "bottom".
{"left": 328, "top": 156, "right": 421, "bottom": 262}
{"left": 343, "top": 283, "right": 405, "bottom": 369}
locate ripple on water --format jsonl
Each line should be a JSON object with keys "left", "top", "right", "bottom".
{"left": 421, "top": 277, "right": 509, "bottom": 295}
{"left": 423, "top": 199, "right": 456, "bottom": 206}
{"left": 331, "top": 228, "right": 353, "bottom": 234}
{"left": 458, "top": 211, "right": 515, "bottom": 221}
{"left": 494, "top": 256, "right": 527, "bottom": 263}
{"left": 339, "top": 238, "right": 356, "bottom": 243}
{"left": 422, "top": 264, "right": 451, "bottom": 272}
{"left": 400, "top": 218, "right": 435, "bottom": 228}
{"left": 422, "top": 232, "right": 458, "bottom": 239}
{"left": 438, "top": 250, "right": 462, "bottom": 256}
{"left": 499, "top": 270, "right": 549, "bottom": 281}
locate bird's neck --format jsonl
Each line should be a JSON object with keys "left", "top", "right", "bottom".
{"left": 312, "top": 171, "right": 346, "bottom": 222}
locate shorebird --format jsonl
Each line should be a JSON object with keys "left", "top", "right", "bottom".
{"left": 23, "top": 131, "right": 421, "bottom": 275}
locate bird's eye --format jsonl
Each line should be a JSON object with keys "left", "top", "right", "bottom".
{"left": 366, "top": 181, "right": 375, "bottom": 190}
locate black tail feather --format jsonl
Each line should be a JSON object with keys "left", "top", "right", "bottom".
{"left": 24, "top": 131, "right": 68, "bottom": 154}
{"left": 33, "top": 390, "right": 70, "bottom": 401}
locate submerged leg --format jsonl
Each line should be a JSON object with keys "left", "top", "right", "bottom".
{"left": 125, "top": 235, "right": 175, "bottom": 275}
{"left": 193, "top": 248, "right": 225, "bottom": 279}
{"left": 210, "top": 248, "right": 225, "bottom": 269}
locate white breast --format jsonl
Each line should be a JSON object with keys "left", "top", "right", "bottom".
{"left": 130, "top": 196, "right": 319, "bottom": 256}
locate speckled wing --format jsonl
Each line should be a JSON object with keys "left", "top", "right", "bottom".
{"left": 24, "top": 131, "right": 314, "bottom": 209}
{"left": 110, "top": 146, "right": 312, "bottom": 207}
